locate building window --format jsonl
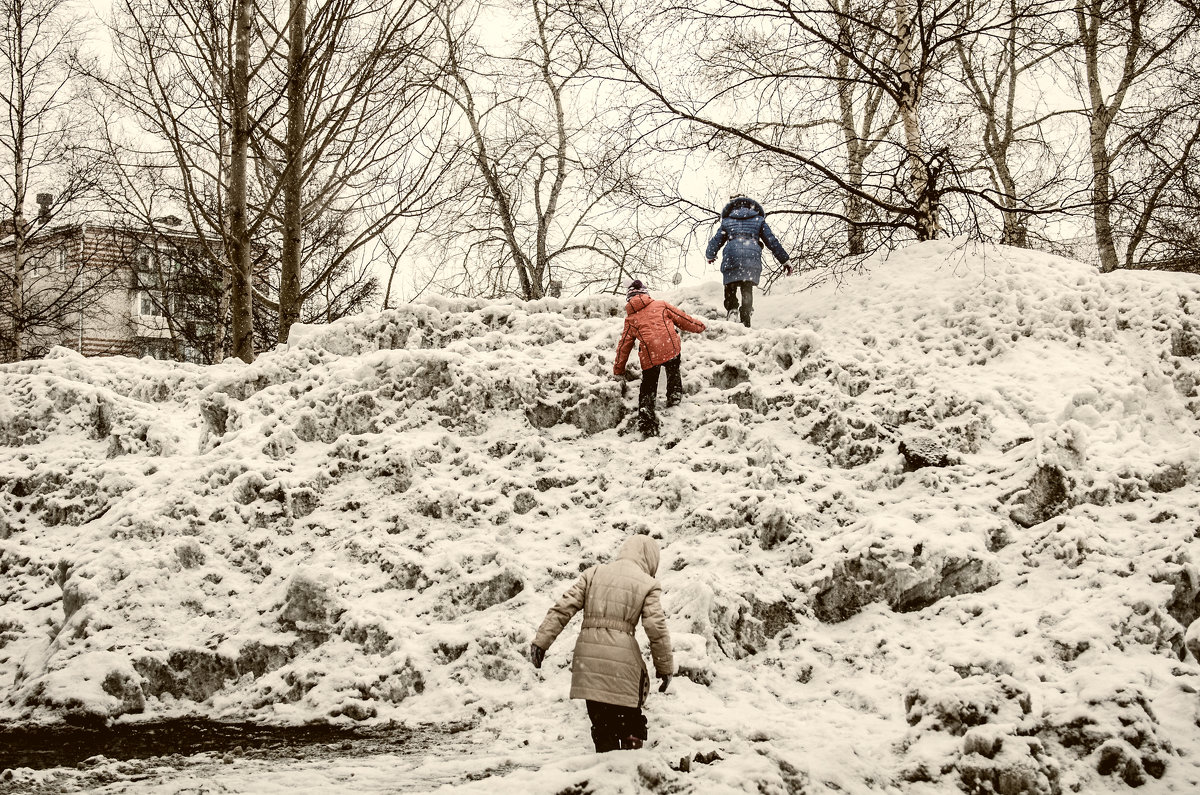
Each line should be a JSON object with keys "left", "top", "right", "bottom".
{"left": 25, "top": 251, "right": 49, "bottom": 273}
{"left": 136, "top": 290, "right": 164, "bottom": 317}
{"left": 161, "top": 252, "right": 183, "bottom": 279}
{"left": 135, "top": 248, "right": 153, "bottom": 269}
{"left": 138, "top": 340, "right": 172, "bottom": 360}
{"left": 24, "top": 245, "right": 65, "bottom": 274}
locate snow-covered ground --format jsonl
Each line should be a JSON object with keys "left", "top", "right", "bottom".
{"left": 2, "top": 240, "right": 1200, "bottom": 794}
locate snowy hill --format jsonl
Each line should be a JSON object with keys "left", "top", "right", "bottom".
{"left": 3, "top": 240, "right": 1200, "bottom": 794}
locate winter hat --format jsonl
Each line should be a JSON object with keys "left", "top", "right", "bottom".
{"left": 625, "top": 279, "right": 649, "bottom": 301}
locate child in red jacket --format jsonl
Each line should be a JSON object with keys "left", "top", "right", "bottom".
{"left": 613, "top": 280, "right": 706, "bottom": 437}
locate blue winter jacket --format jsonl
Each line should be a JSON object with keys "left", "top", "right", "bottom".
{"left": 705, "top": 198, "right": 789, "bottom": 285}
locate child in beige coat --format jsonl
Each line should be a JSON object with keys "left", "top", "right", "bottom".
{"left": 530, "top": 535, "right": 673, "bottom": 751}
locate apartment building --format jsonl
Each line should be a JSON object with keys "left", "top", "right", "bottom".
{"left": 1, "top": 209, "right": 232, "bottom": 363}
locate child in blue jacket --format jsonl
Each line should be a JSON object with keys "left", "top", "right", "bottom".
{"left": 705, "top": 196, "right": 790, "bottom": 327}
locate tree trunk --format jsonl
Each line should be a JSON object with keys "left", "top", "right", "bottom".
{"left": 1086, "top": 120, "right": 1119, "bottom": 272}
{"left": 996, "top": 0, "right": 1026, "bottom": 249}
{"left": 9, "top": 208, "right": 26, "bottom": 362}
{"left": 1088, "top": 134, "right": 1120, "bottom": 271}
{"left": 278, "top": 0, "right": 306, "bottom": 344}
{"left": 846, "top": 161, "right": 865, "bottom": 255}
{"left": 1076, "top": 0, "right": 1122, "bottom": 274}
{"left": 893, "top": 0, "right": 937, "bottom": 239}
{"left": 213, "top": 271, "right": 231, "bottom": 359}
{"left": 837, "top": 49, "right": 866, "bottom": 256}
{"left": 10, "top": 148, "right": 26, "bottom": 362}
{"left": 9, "top": 1, "right": 27, "bottom": 361}
{"left": 228, "top": 0, "right": 255, "bottom": 362}
{"left": 994, "top": 159, "right": 1027, "bottom": 247}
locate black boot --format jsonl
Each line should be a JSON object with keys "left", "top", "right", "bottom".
{"left": 664, "top": 356, "right": 683, "bottom": 408}
{"left": 592, "top": 728, "right": 620, "bottom": 753}
{"left": 637, "top": 407, "right": 659, "bottom": 437}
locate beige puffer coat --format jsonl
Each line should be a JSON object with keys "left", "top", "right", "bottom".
{"left": 533, "top": 535, "right": 673, "bottom": 708}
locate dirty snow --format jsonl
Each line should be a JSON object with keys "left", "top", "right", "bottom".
{"left": 2, "top": 240, "right": 1200, "bottom": 793}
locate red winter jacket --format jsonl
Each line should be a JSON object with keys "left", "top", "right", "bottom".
{"left": 613, "top": 294, "right": 706, "bottom": 375}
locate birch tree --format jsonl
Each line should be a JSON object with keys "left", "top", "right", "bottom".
{"left": 951, "top": 0, "right": 1075, "bottom": 247}
{"left": 1071, "top": 0, "right": 1199, "bottom": 272}
{"left": 831, "top": 1, "right": 900, "bottom": 255}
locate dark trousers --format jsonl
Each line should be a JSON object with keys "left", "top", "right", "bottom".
{"left": 723, "top": 281, "right": 754, "bottom": 327}
{"left": 586, "top": 700, "right": 648, "bottom": 752}
{"left": 637, "top": 355, "right": 682, "bottom": 436}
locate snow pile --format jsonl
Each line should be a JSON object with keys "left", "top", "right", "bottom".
{"left": 3, "top": 240, "right": 1200, "bottom": 793}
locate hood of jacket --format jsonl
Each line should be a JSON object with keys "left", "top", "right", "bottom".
{"left": 617, "top": 534, "right": 660, "bottom": 577}
{"left": 721, "top": 197, "right": 764, "bottom": 220}
{"left": 625, "top": 293, "right": 654, "bottom": 315}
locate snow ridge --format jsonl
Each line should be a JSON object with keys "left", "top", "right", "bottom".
{"left": 2, "top": 240, "right": 1200, "bottom": 793}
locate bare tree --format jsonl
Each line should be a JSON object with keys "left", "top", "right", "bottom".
{"left": 567, "top": 0, "right": 1159, "bottom": 274}
{"left": 1115, "top": 86, "right": 1200, "bottom": 269}
{"left": 421, "top": 0, "right": 666, "bottom": 300}
{"left": 93, "top": 0, "right": 276, "bottom": 361}
{"left": 1141, "top": 142, "right": 1200, "bottom": 271}
{"left": 951, "top": 0, "right": 1076, "bottom": 247}
{"left": 1134, "top": 50, "right": 1200, "bottom": 271}
{"left": 255, "top": 0, "right": 451, "bottom": 342}
{"left": 831, "top": 0, "right": 901, "bottom": 255}
{"left": 227, "top": 0, "right": 254, "bottom": 361}
{"left": 93, "top": 0, "right": 449, "bottom": 361}
{"left": 565, "top": 0, "right": 1043, "bottom": 267}
{"left": 682, "top": 0, "right": 903, "bottom": 258}
{"left": 376, "top": 219, "right": 428, "bottom": 308}
{"left": 1070, "top": 0, "right": 1200, "bottom": 272}
{"left": 278, "top": 0, "right": 306, "bottom": 343}
{"left": 0, "top": 0, "right": 108, "bottom": 361}
{"left": 892, "top": 0, "right": 940, "bottom": 238}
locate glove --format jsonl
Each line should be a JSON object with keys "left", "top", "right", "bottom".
{"left": 530, "top": 643, "right": 545, "bottom": 669}
{"left": 658, "top": 674, "right": 672, "bottom": 693}
{"left": 706, "top": 258, "right": 715, "bottom": 265}
{"left": 784, "top": 264, "right": 793, "bottom": 276}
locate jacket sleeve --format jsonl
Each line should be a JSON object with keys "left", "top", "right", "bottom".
{"left": 705, "top": 226, "right": 728, "bottom": 261}
{"left": 640, "top": 582, "right": 674, "bottom": 676}
{"left": 613, "top": 320, "right": 637, "bottom": 375}
{"left": 666, "top": 303, "right": 706, "bottom": 335}
{"left": 759, "top": 220, "right": 789, "bottom": 264}
{"left": 533, "top": 571, "right": 590, "bottom": 650}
